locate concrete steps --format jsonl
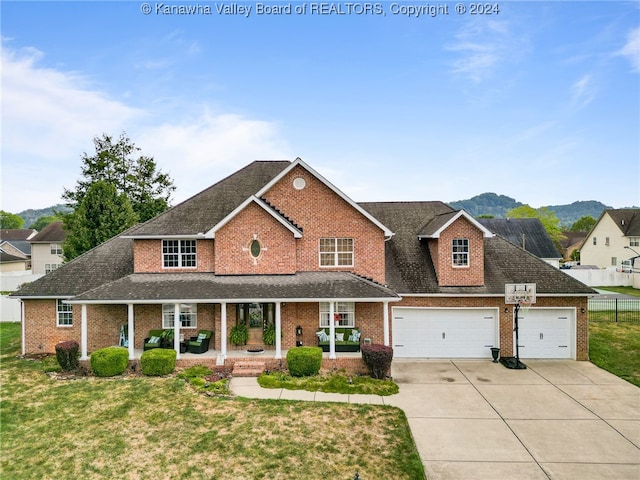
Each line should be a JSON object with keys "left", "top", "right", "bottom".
{"left": 232, "top": 360, "right": 266, "bottom": 377}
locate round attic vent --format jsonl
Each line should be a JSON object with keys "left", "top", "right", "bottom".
{"left": 293, "top": 177, "right": 306, "bottom": 190}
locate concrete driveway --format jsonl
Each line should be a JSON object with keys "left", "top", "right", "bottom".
{"left": 386, "top": 360, "right": 640, "bottom": 480}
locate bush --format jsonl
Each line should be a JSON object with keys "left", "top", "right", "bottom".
{"left": 141, "top": 348, "right": 176, "bottom": 376}
{"left": 286, "top": 346, "right": 322, "bottom": 377}
{"left": 90, "top": 346, "right": 129, "bottom": 377}
{"left": 55, "top": 340, "right": 79, "bottom": 371}
{"left": 362, "top": 344, "right": 393, "bottom": 379}
{"left": 229, "top": 323, "right": 249, "bottom": 346}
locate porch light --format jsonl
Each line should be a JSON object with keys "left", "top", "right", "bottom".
{"left": 296, "top": 325, "right": 303, "bottom": 336}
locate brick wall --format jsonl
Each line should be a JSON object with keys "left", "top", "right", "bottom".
{"left": 214, "top": 202, "right": 297, "bottom": 274}
{"left": 434, "top": 216, "right": 485, "bottom": 286}
{"left": 133, "top": 239, "right": 215, "bottom": 273}
{"left": 262, "top": 165, "right": 387, "bottom": 284}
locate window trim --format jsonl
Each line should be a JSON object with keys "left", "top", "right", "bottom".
{"left": 319, "top": 238, "right": 354, "bottom": 268}
{"left": 56, "top": 299, "right": 73, "bottom": 327}
{"left": 452, "top": 238, "right": 470, "bottom": 268}
{"left": 162, "top": 239, "right": 197, "bottom": 269}
{"left": 319, "top": 302, "right": 355, "bottom": 328}
{"left": 162, "top": 304, "right": 198, "bottom": 329}
{"left": 630, "top": 237, "right": 639, "bottom": 247}
{"left": 50, "top": 243, "right": 63, "bottom": 255}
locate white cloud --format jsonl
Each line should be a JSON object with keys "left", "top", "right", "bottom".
{"left": 617, "top": 27, "right": 640, "bottom": 72}
{"left": 1, "top": 44, "right": 290, "bottom": 212}
{"left": 571, "top": 74, "right": 596, "bottom": 108}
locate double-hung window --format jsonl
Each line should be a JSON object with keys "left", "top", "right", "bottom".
{"left": 57, "top": 299, "right": 73, "bottom": 327}
{"left": 319, "top": 238, "right": 353, "bottom": 267}
{"left": 162, "top": 240, "right": 197, "bottom": 268}
{"left": 319, "top": 302, "right": 355, "bottom": 327}
{"left": 162, "top": 304, "right": 197, "bottom": 328}
{"left": 452, "top": 238, "right": 469, "bottom": 267}
{"left": 50, "top": 243, "right": 63, "bottom": 255}
{"left": 631, "top": 238, "right": 640, "bottom": 247}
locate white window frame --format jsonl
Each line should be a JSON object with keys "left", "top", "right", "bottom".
{"left": 162, "top": 240, "right": 197, "bottom": 268}
{"left": 57, "top": 299, "right": 73, "bottom": 327}
{"left": 319, "top": 238, "right": 354, "bottom": 267}
{"left": 605, "top": 237, "right": 610, "bottom": 246}
{"left": 630, "top": 237, "right": 639, "bottom": 247}
{"left": 611, "top": 257, "right": 617, "bottom": 266}
{"left": 50, "top": 243, "right": 63, "bottom": 255}
{"left": 319, "top": 302, "right": 355, "bottom": 328}
{"left": 45, "top": 263, "right": 61, "bottom": 274}
{"left": 593, "top": 237, "right": 597, "bottom": 245}
{"left": 452, "top": 238, "right": 469, "bottom": 267}
{"left": 162, "top": 304, "right": 197, "bottom": 328}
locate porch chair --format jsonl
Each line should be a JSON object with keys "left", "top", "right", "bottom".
{"left": 143, "top": 329, "right": 165, "bottom": 351}
{"left": 188, "top": 330, "right": 213, "bottom": 354}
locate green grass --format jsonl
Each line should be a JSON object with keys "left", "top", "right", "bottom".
{"left": 258, "top": 371, "right": 399, "bottom": 396}
{"left": 0, "top": 323, "right": 424, "bottom": 479}
{"left": 594, "top": 286, "right": 640, "bottom": 296}
{"left": 589, "top": 321, "right": 640, "bottom": 387}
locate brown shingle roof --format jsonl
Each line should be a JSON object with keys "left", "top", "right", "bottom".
{"left": 478, "top": 218, "right": 562, "bottom": 259}
{"left": 0, "top": 229, "right": 37, "bottom": 241}
{"left": 29, "top": 222, "right": 66, "bottom": 243}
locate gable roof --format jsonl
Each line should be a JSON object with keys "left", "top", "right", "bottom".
{"left": 605, "top": 209, "right": 640, "bottom": 236}
{"left": 418, "top": 210, "right": 493, "bottom": 239}
{"left": 124, "top": 161, "right": 291, "bottom": 238}
{"left": 478, "top": 218, "right": 562, "bottom": 259}
{"left": 0, "top": 229, "right": 37, "bottom": 241}
{"left": 258, "top": 158, "right": 394, "bottom": 238}
{"left": 29, "top": 222, "right": 66, "bottom": 243}
{"left": 360, "top": 202, "right": 593, "bottom": 296}
{"left": 0, "top": 251, "right": 29, "bottom": 264}
{"left": 0, "top": 240, "right": 31, "bottom": 256}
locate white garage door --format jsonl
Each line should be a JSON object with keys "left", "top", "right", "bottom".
{"left": 516, "top": 308, "right": 574, "bottom": 359}
{"left": 392, "top": 308, "right": 498, "bottom": 358}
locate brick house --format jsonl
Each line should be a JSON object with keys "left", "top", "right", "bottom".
{"left": 13, "top": 159, "right": 594, "bottom": 368}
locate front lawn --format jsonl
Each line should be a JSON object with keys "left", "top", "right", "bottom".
{"left": 0, "top": 323, "right": 424, "bottom": 479}
{"left": 258, "top": 371, "right": 399, "bottom": 396}
{"left": 589, "top": 321, "right": 640, "bottom": 387}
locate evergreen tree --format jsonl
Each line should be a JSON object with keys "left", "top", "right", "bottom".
{"left": 63, "top": 181, "right": 137, "bottom": 261}
{"left": 62, "top": 132, "right": 175, "bottom": 222}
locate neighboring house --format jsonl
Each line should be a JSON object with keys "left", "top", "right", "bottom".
{"left": 0, "top": 229, "right": 37, "bottom": 270}
{"left": 579, "top": 209, "right": 640, "bottom": 271}
{"left": 0, "top": 250, "right": 29, "bottom": 273}
{"left": 478, "top": 218, "right": 563, "bottom": 268}
{"left": 559, "top": 231, "right": 587, "bottom": 262}
{"left": 13, "top": 159, "right": 594, "bottom": 367}
{"left": 29, "top": 222, "right": 66, "bottom": 274}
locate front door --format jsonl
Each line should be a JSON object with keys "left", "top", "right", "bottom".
{"left": 248, "top": 303, "right": 264, "bottom": 346}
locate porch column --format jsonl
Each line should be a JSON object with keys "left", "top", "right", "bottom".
{"left": 220, "top": 303, "right": 227, "bottom": 358}
{"left": 173, "top": 303, "right": 181, "bottom": 360}
{"left": 329, "top": 302, "right": 336, "bottom": 360}
{"left": 127, "top": 304, "right": 135, "bottom": 360}
{"left": 80, "top": 304, "right": 88, "bottom": 360}
{"left": 275, "top": 301, "right": 282, "bottom": 359}
{"left": 383, "top": 301, "right": 390, "bottom": 347}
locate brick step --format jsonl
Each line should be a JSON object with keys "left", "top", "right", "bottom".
{"left": 232, "top": 360, "right": 266, "bottom": 377}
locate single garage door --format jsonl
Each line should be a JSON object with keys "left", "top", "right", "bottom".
{"left": 392, "top": 308, "right": 498, "bottom": 358}
{"left": 516, "top": 308, "right": 574, "bottom": 359}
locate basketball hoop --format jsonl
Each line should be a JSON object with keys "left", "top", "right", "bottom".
{"left": 503, "top": 283, "right": 537, "bottom": 370}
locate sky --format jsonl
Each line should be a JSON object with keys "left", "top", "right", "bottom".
{"left": 1, "top": 0, "right": 639, "bottom": 215}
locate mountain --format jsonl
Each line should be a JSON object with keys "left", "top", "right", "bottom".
{"left": 17, "top": 204, "right": 71, "bottom": 228}
{"left": 449, "top": 193, "right": 611, "bottom": 227}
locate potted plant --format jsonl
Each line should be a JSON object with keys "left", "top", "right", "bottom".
{"left": 262, "top": 323, "right": 276, "bottom": 346}
{"left": 229, "top": 323, "right": 249, "bottom": 346}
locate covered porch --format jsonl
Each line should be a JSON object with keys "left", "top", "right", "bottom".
{"left": 67, "top": 271, "right": 400, "bottom": 364}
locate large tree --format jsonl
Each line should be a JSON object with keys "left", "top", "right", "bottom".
{"left": 506, "top": 205, "right": 565, "bottom": 245}
{"left": 63, "top": 181, "right": 137, "bottom": 261}
{"left": 62, "top": 132, "right": 175, "bottom": 222}
{"left": 570, "top": 216, "right": 596, "bottom": 232}
{"left": 0, "top": 211, "right": 25, "bottom": 229}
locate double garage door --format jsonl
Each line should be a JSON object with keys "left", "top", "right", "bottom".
{"left": 392, "top": 307, "right": 574, "bottom": 359}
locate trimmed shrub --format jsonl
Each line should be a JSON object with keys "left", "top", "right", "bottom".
{"left": 286, "top": 346, "right": 322, "bottom": 377}
{"left": 141, "top": 348, "right": 177, "bottom": 376}
{"left": 90, "top": 346, "right": 129, "bottom": 377}
{"left": 55, "top": 340, "right": 79, "bottom": 371}
{"left": 362, "top": 344, "right": 393, "bottom": 379}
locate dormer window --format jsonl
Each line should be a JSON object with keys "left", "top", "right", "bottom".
{"left": 163, "top": 240, "right": 197, "bottom": 268}
{"left": 452, "top": 238, "right": 469, "bottom": 267}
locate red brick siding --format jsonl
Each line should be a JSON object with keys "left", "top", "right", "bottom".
{"left": 214, "top": 202, "right": 297, "bottom": 274}
{"left": 134, "top": 239, "right": 215, "bottom": 273}
{"left": 435, "top": 217, "right": 484, "bottom": 286}
{"left": 262, "top": 165, "right": 386, "bottom": 284}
